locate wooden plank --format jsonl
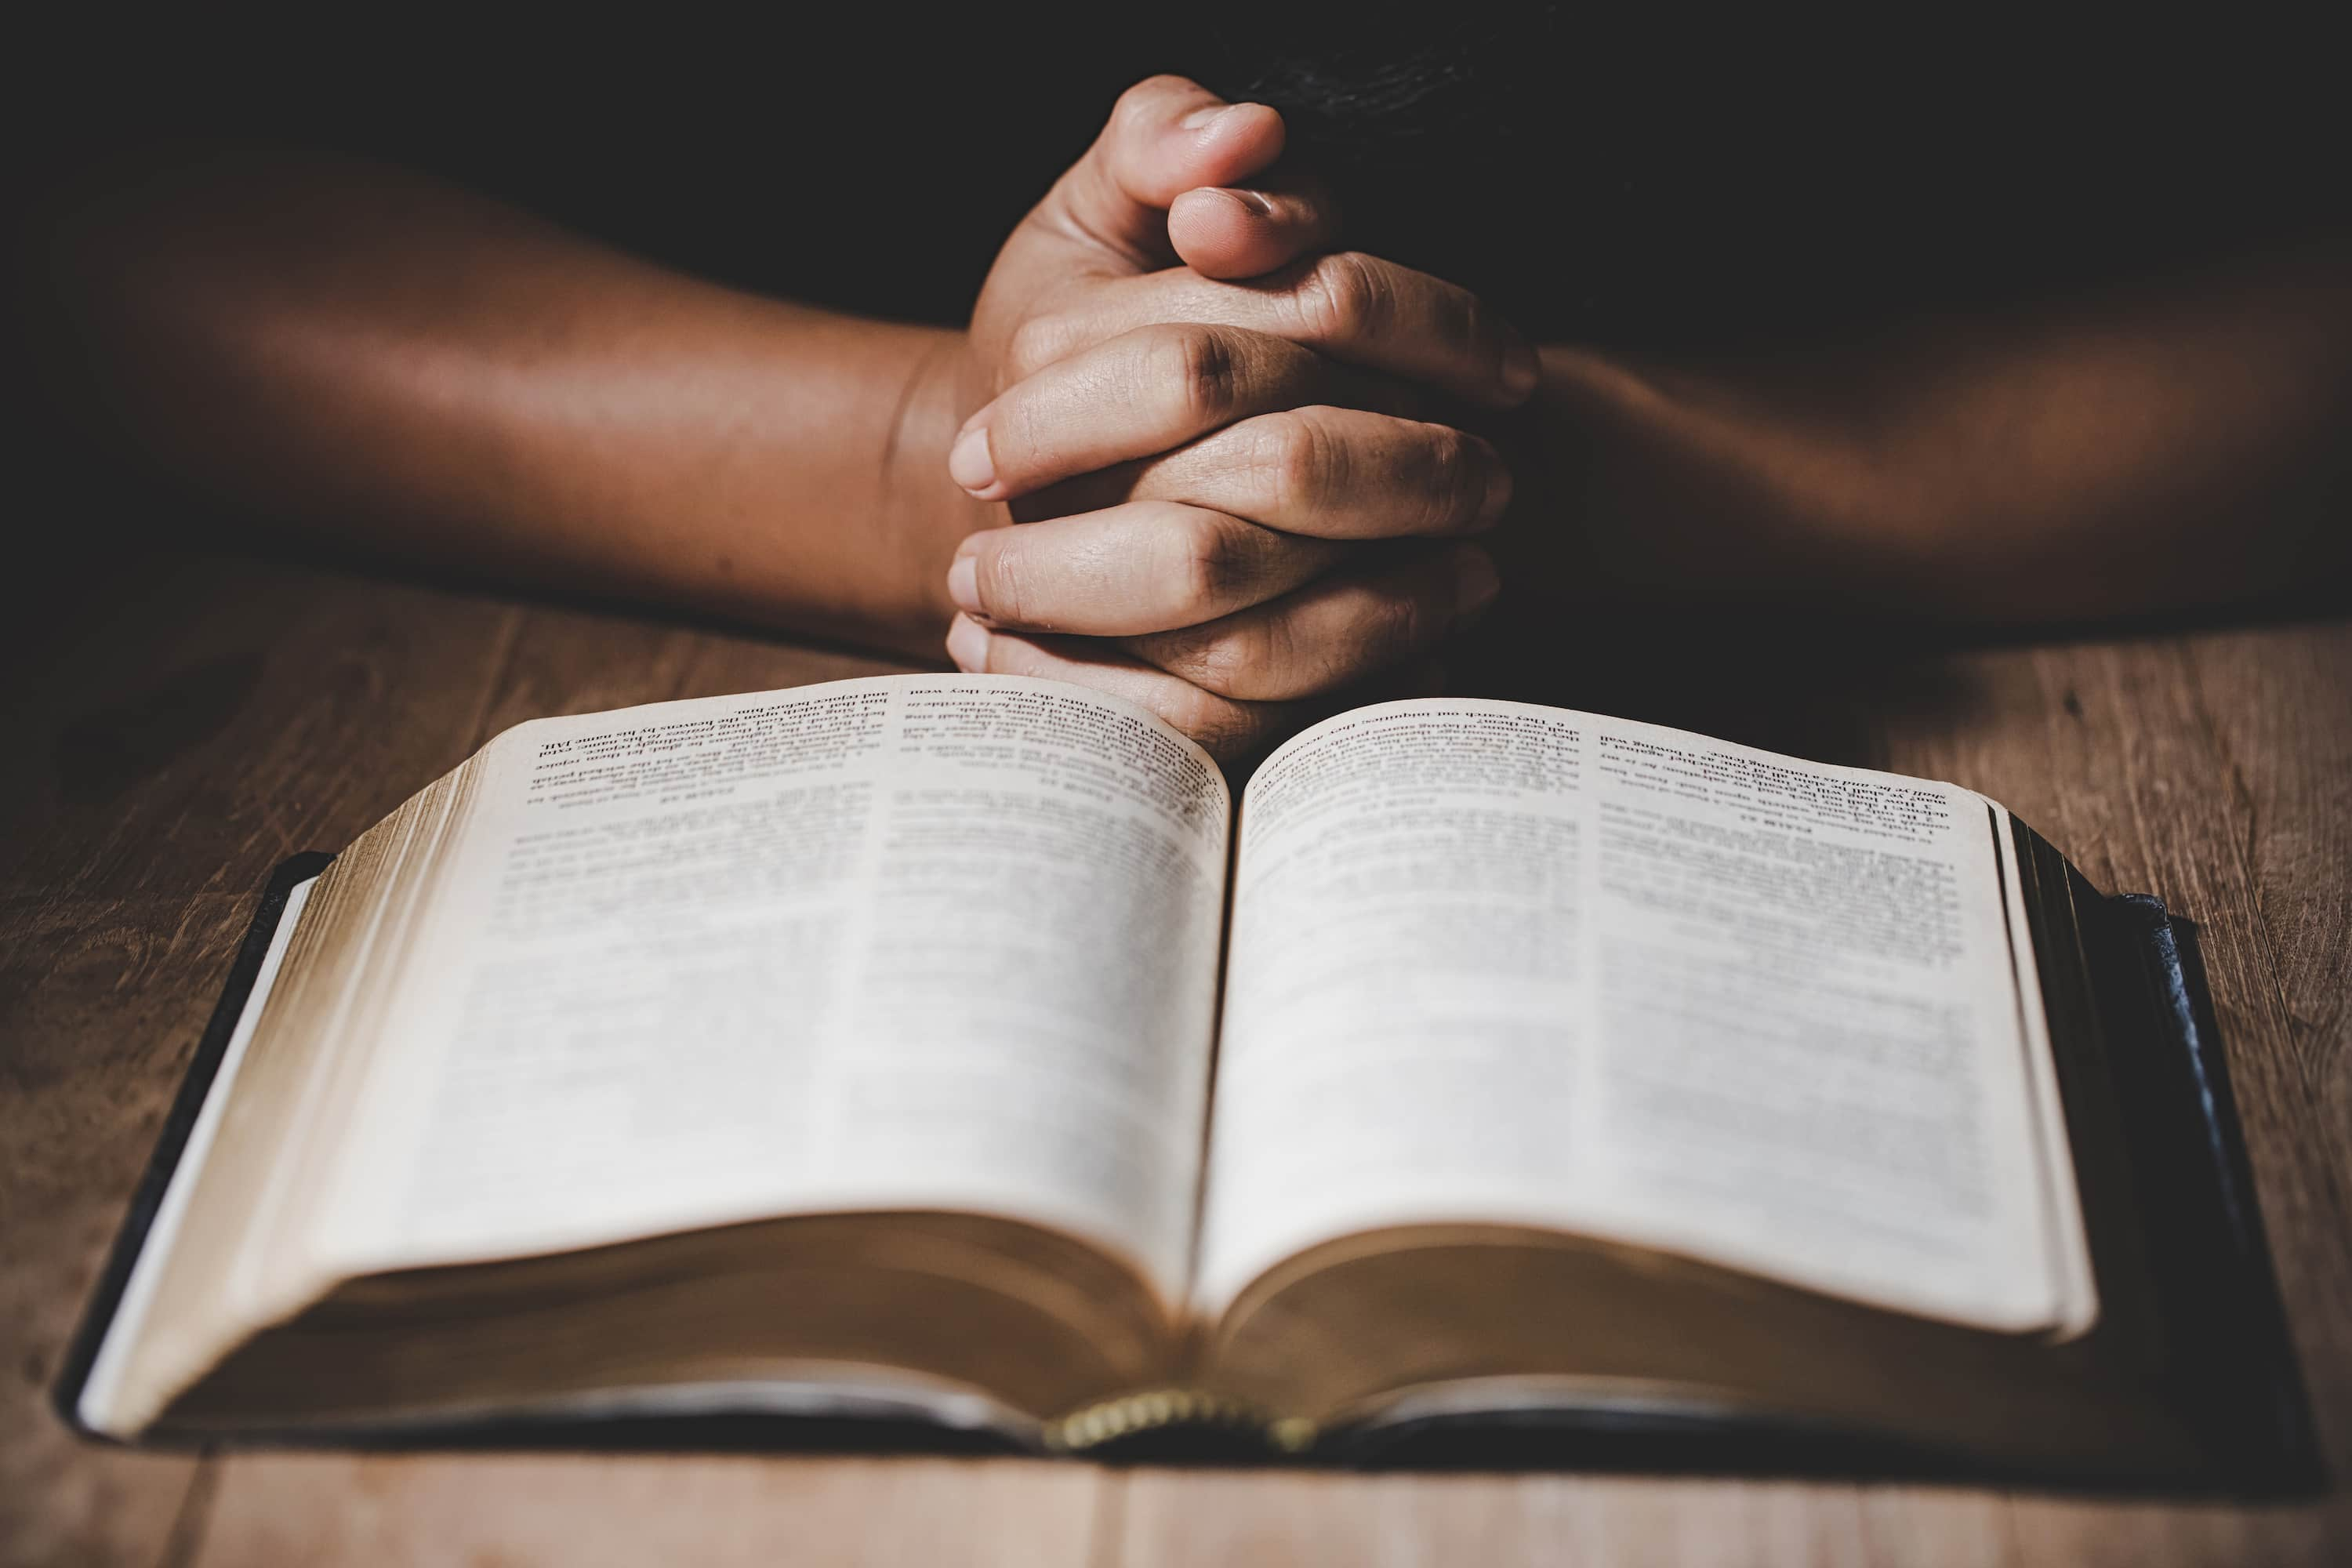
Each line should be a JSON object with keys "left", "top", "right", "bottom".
{"left": 179, "top": 591, "right": 1045, "bottom": 1568}
{"left": 1115, "top": 1472, "right": 1900, "bottom": 1568}
{"left": 458, "top": 602, "right": 918, "bottom": 753}
{"left": 7, "top": 549, "right": 2347, "bottom": 1566}
{"left": 1834, "top": 623, "right": 2352, "bottom": 1563}
{"left": 1112, "top": 1466, "right": 2343, "bottom": 1566}
{"left": 187, "top": 1454, "right": 1099, "bottom": 1568}
{"left": 2181, "top": 629, "right": 2352, "bottom": 1349}
{"left": 1879, "top": 627, "right": 2352, "bottom": 1458}
{"left": 0, "top": 552, "right": 520, "bottom": 1566}
{"left": 1112, "top": 623, "right": 2352, "bottom": 1567}
{"left": 2, "top": 555, "right": 514, "bottom": 901}
{"left": 2002, "top": 1493, "right": 2342, "bottom": 1567}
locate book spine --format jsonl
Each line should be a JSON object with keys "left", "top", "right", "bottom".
{"left": 1043, "top": 1389, "right": 1316, "bottom": 1455}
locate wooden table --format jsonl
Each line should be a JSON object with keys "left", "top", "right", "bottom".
{"left": 5, "top": 548, "right": 2348, "bottom": 1566}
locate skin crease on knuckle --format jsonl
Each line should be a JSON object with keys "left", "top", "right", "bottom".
{"left": 1296, "top": 578, "right": 1441, "bottom": 698}
{"left": 1172, "top": 510, "right": 1261, "bottom": 621}
{"left": 1160, "top": 682, "right": 1265, "bottom": 760}
{"left": 1252, "top": 408, "right": 1341, "bottom": 521}
{"left": 1364, "top": 583, "right": 1431, "bottom": 672}
{"left": 1154, "top": 323, "right": 1246, "bottom": 431}
{"left": 1004, "top": 313, "right": 1075, "bottom": 384}
{"left": 1272, "top": 590, "right": 1417, "bottom": 699}
{"left": 1424, "top": 426, "right": 1494, "bottom": 534}
{"left": 1110, "top": 75, "right": 1186, "bottom": 139}
{"left": 975, "top": 535, "right": 1037, "bottom": 628}
{"left": 1289, "top": 252, "right": 1388, "bottom": 350}
{"left": 1165, "top": 612, "right": 1287, "bottom": 699}
{"left": 1177, "top": 508, "right": 1343, "bottom": 623}
{"left": 1455, "top": 286, "right": 1512, "bottom": 388}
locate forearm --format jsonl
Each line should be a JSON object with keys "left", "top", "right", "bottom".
{"left": 1519, "top": 241, "right": 2352, "bottom": 625}
{"left": 33, "top": 150, "right": 983, "bottom": 656}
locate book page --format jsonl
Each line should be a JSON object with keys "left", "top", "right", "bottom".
{"left": 1195, "top": 699, "right": 2089, "bottom": 1332}
{"left": 314, "top": 676, "right": 1229, "bottom": 1298}
{"left": 78, "top": 874, "right": 321, "bottom": 1435}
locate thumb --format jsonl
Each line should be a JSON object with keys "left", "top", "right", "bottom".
{"left": 1025, "top": 76, "right": 1287, "bottom": 277}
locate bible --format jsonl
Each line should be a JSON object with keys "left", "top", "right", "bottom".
{"left": 58, "top": 675, "right": 2314, "bottom": 1484}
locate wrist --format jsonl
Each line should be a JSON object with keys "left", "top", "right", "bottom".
{"left": 871, "top": 331, "right": 996, "bottom": 655}
{"left": 1511, "top": 345, "right": 1875, "bottom": 613}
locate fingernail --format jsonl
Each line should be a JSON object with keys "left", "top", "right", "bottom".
{"left": 1455, "top": 550, "right": 1501, "bottom": 619}
{"left": 1181, "top": 103, "right": 1243, "bottom": 132}
{"left": 946, "top": 552, "right": 983, "bottom": 615}
{"left": 1221, "top": 188, "right": 1276, "bottom": 218}
{"left": 1503, "top": 339, "right": 1541, "bottom": 401}
{"left": 948, "top": 426, "right": 996, "bottom": 494}
{"left": 946, "top": 615, "right": 990, "bottom": 672}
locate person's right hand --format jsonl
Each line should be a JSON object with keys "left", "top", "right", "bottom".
{"left": 938, "top": 76, "right": 1537, "bottom": 758}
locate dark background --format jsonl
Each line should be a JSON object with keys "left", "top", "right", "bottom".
{"left": 9, "top": 6, "right": 2350, "bottom": 673}
{"left": 16, "top": 9, "right": 2352, "bottom": 348}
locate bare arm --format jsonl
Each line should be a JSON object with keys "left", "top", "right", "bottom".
{"left": 34, "top": 149, "right": 984, "bottom": 657}
{"left": 27, "top": 84, "right": 1540, "bottom": 760}
{"left": 1519, "top": 241, "right": 2352, "bottom": 625}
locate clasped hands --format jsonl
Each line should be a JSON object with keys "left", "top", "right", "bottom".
{"left": 939, "top": 77, "right": 1536, "bottom": 758}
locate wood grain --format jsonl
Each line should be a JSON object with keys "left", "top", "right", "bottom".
{"left": 4, "top": 551, "right": 2347, "bottom": 1566}
{"left": 185, "top": 1455, "right": 1100, "bottom": 1568}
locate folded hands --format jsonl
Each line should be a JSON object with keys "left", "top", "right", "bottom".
{"left": 938, "top": 77, "right": 1531, "bottom": 757}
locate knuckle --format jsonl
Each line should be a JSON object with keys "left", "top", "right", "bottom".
{"left": 1184, "top": 617, "right": 1283, "bottom": 698}
{"left": 991, "top": 396, "right": 1049, "bottom": 482}
{"left": 1421, "top": 426, "right": 1492, "bottom": 532}
{"left": 1108, "top": 79, "right": 1167, "bottom": 138}
{"left": 1456, "top": 286, "right": 1515, "bottom": 385}
{"left": 1005, "top": 314, "right": 1073, "bottom": 381}
{"left": 975, "top": 540, "right": 1036, "bottom": 627}
{"left": 1144, "top": 324, "right": 1242, "bottom": 427}
{"left": 1197, "top": 711, "right": 1266, "bottom": 761}
{"left": 1249, "top": 411, "right": 1338, "bottom": 517}
{"left": 1162, "top": 685, "right": 1254, "bottom": 757}
{"left": 1112, "top": 75, "right": 1190, "bottom": 126}
{"left": 1290, "top": 252, "right": 1386, "bottom": 344}
{"left": 1365, "top": 588, "right": 1428, "bottom": 662}
{"left": 1173, "top": 513, "right": 1258, "bottom": 615}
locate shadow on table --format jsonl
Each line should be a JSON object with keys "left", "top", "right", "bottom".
{"left": 1420, "top": 604, "right": 1994, "bottom": 773}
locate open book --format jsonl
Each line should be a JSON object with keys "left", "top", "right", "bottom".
{"left": 61, "top": 676, "right": 2310, "bottom": 1482}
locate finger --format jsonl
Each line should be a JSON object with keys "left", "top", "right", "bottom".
{"left": 1028, "top": 406, "right": 1512, "bottom": 540}
{"left": 1167, "top": 173, "right": 1341, "bottom": 281}
{"left": 946, "top": 505, "right": 1347, "bottom": 636}
{"left": 946, "top": 615, "right": 1450, "bottom": 764}
{"left": 1029, "top": 77, "right": 1287, "bottom": 274}
{"left": 951, "top": 325, "right": 1410, "bottom": 503}
{"left": 946, "top": 614, "right": 1306, "bottom": 762}
{"left": 1008, "top": 253, "right": 1541, "bottom": 408}
{"left": 1121, "top": 543, "right": 1501, "bottom": 702}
